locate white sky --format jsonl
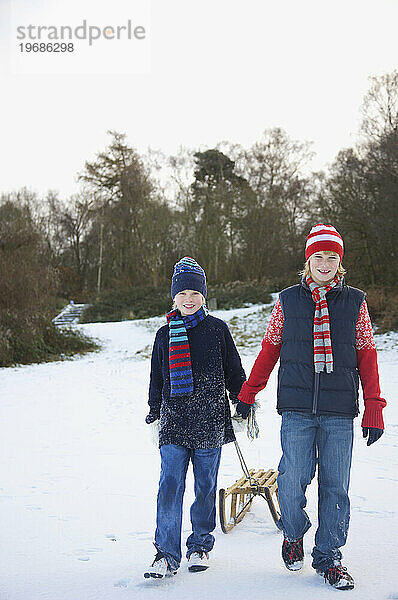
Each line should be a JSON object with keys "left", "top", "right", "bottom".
{"left": 1, "top": 0, "right": 397, "bottom": 199}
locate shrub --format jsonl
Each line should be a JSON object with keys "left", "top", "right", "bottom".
{"left": 82, "top": 280, "right": 274, "bottom": 323}
{"left": 0, "top": 310, "right": 98, "bottom": 367}
{"left": 81, "top": 287, "right": 171, "bottom": 322}
{"left": 366, "top": 287, "right": 398, "bottom": 333}
{"left": 207, "top": 280, "right": 273, "bottom": 309}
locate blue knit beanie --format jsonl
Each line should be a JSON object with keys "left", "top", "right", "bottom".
{"left": 171, "top": 257, "right": 207, "bottom": 299}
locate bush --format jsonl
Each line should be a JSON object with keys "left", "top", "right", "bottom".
{"left": 365, "top": 287, "right": 398, "bottom": 333}
{"left": 0, "top": 310, "right": 98, "bottom": 367}
{"left": 81, "top": 286, "right": 171, "bottom": 322}
{"left": 207, "top": 280, "right": 273, "bottom": 309}
{"left": 81, "top": 280, "right": 274, "bottom": 323}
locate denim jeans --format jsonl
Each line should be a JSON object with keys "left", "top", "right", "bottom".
{"left": 277, "top": 411, "right": 353, "bottom": 572}
{"left": 154, "top": 444, "right": 222, "bottom": 571}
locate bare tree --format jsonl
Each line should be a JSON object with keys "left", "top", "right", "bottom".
{"left": 361, "top": 70, "right": 398, "bottom": 142}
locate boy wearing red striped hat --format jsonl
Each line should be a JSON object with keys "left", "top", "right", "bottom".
{"left": 235, "top": 224, "right": 386, "bottom": 590}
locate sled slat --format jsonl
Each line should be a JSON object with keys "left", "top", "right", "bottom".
{"left": 233, "top": 469, "right": 279, "bottom": 495}
{"left": 230, "top": 491, "right": 237, "bottom": 520}
{"left": 225, "top": 472, "right": 254, "bottom": 496}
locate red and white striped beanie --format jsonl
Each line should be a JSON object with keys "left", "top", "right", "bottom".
{"left": 305, "top": 224, "right": 344, "bottom": 261}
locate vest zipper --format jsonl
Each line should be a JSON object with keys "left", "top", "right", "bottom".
{"left": 312, "top": 372, "right": 320, "bottom": 415}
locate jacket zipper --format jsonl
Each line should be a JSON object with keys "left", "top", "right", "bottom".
{"left": 312, "top": 372, "right": 320, "bottom": 415}
{"left": 349, "top": 371, "right": 356, "bottom": 391}
{"left": 350, "top": 370, "right": 359, "bottom": 414}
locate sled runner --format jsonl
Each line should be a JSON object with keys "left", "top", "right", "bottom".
{"left": 219, "top": 440, "right": 280, "bottom": 534}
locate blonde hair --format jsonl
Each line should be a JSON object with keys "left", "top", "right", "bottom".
{"left": 300, "top": 251, "right": 346, "bottom": 278}
{"left": 172, "top": 292, "right": 206, "bottom": 310}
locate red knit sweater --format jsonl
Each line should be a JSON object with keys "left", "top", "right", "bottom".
{"left": 238, "top": 298, "right": 386, "bottom": 429}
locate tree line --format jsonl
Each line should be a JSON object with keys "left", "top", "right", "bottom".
{"left": 1, "top": 71, "right": 397, "bottom": 326}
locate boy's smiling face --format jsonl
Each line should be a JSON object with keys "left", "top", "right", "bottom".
{"left": 174, "top": 289, "right": 204, "bottom": 316}
{"left": 309, "top": 251, "right": 339, "bottom": 286}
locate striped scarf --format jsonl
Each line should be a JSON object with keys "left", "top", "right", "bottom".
{"left": 306, "top": 274, "right": 340, "bottom": 373}
{"left": 167, "top": 305, "right": 209, "bottom": 396}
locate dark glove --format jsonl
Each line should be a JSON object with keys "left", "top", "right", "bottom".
{"left": 235, "top": 400, "right": 251, "bottom": 419}
{"left": 229, "top": 393, "right": 239, "bottom": 405}
{"left": 362, "top": 427, "right": 384, "bottom": 446}
{"left": 145, "top": 412, "right": 159, "bottom": 424}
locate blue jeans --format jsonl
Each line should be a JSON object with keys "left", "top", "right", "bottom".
{"left": 277, "top": 411, "right": 353, "bottom": 572}
{"left": 154, "top": 444, "right": 222, "bottom": 571}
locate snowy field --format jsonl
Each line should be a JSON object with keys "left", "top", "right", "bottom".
{"left": 0, "top": 304, "right": 397, "bottom": 600}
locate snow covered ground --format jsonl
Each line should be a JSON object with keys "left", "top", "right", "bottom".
{"left": 0, "top": 304, "right": 397, "bottom": 600}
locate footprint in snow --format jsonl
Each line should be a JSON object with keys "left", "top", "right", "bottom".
{"left": 114, "top": 578, "right": 132, "bottom": 588}
{"left": 128, "top": 531, "right": 152, "bottom": 541}
{"left": 74, "top": 547, "right": 103, "bottom": 561}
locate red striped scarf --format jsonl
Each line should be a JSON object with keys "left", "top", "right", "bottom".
{"left": 306, "top": 274, "right": 340, "bottom": 373}
{"left": 166, "top": 305, "right": 208, "bottom": 396}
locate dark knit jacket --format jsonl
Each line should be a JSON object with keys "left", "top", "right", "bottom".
{"left": 277, "top": 278, "right": 365, "bottom": 417}
{"left": 148, "top": 315, "right": 246, "bottom": 449}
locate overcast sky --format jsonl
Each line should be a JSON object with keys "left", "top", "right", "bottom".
{"left": 1, "top": 0, "right": 397, "bottom": 199}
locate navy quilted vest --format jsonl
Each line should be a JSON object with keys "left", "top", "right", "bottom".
{"left": 277, "top": 279, "right": 365, "bottom": 417}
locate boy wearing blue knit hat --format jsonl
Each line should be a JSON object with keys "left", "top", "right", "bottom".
{"left": 143, "top": 257, "right": 246, "bottom": 579}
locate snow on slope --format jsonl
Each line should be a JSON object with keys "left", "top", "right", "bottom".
{"left": 0, "top": 305, "right": 397, "bottom": 600}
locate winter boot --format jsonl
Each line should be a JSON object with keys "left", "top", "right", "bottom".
{"left": 317, "top": 564, "right": 354, "bottom": 590}
{"left": 143, "top": 550, "right": 177, "bottom": 579}
{"left": 188, "top": 551, "right": 210, "bottom": 572}
{"left": 282, "top": 538, "right": 304, "bottom": 571}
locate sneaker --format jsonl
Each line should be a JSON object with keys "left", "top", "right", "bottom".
{"left": 318, "top": 564, "right": 354, "bottom": 590}
{"left": 188, "top": 551, "right": 210, "bottom": 572}
{"left": 143, "top": 550, "right": 177, "bottom": 579}
{"left": 282, "top": 538, "right": 304, "bottom": 571}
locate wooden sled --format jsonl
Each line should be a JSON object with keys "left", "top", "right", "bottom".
{"left": 219, "top": 443, "right": 281, "bottom": 533}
